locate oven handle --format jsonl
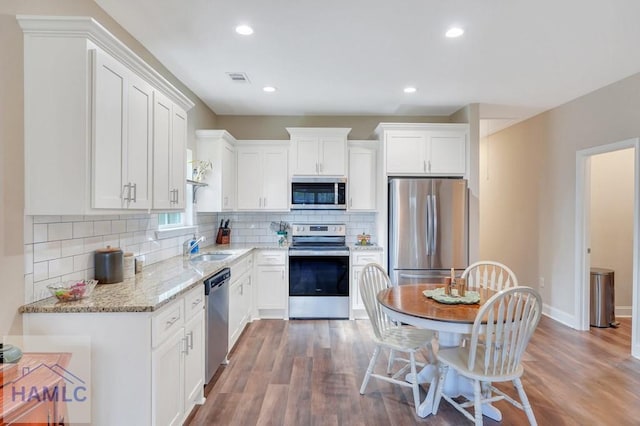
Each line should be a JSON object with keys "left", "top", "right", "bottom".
{"left": 288, "top": 250, "right": 350, "bottom": 257}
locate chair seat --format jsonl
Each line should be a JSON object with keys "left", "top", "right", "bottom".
{"left": 378, "top": 326, "right": 435, "bottom": 351}
{"left": 437, "top": 346, "right": 524, "bottom": 382}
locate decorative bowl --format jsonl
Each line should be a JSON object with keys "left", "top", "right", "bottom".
{"left": 47, "top": 279, "right": 98, "bottom": 302}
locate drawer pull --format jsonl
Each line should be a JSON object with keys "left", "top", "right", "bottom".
{"left": 165, "top": 315, "right": 180, "bottom": 328}
{"left": 191, "top": 298, "right": 202, "bottom": 307}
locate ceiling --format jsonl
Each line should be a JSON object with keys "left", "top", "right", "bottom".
{"left": 95, "top": 0, "right": 640, "bottom": 132}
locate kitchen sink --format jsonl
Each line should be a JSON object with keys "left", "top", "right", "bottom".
{"left": 189, "top": 253, "right": 233, "bottom": 262}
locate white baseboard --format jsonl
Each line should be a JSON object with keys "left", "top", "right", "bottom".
{"left": 542, "top": 303, "right": 578, "bottom": 329}
{"left": 616, "top": 306, "right": 633, "bottom": 317}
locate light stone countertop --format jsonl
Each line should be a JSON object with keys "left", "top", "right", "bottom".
{"left": 20, "top": 244, "right": 287, "bottom": 314}
{"left": 19, "top": 243, "right": 379, "bottom": 314}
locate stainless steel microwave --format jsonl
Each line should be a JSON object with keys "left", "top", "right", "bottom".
{"left": 290, "top": 177, "right": 347, "bottom": 210}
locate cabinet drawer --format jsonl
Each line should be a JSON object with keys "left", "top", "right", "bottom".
{"left": 152, "top": 299, "right": 184, "bottom": 347}
{"left": 353, "top": 251, "right": 383, "bottom": 266}
{"left": 184, "top": 285, "right": 205, "bottom": 322}
{"left": 256, "top": 250, "right": 286, "bottom": 265}
{"left": 231, "top": 254, "right": 253, "bottom": 280}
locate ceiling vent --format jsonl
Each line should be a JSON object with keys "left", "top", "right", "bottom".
{"left": 226, "top": 72, "right": 250, "bottom": 83}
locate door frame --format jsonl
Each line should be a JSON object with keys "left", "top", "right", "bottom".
{"left": 574, "top": 137, "right": 640, "bottom": 359}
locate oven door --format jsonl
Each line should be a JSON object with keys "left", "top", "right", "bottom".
{"left": 288, "top": 252, "right": 350, "bottom": 318}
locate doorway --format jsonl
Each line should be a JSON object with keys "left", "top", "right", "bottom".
{"left": 575, "top": 138, "right": 640, "bottom": 359}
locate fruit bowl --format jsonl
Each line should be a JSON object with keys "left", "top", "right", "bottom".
{"left": 47, "top": 279, "right": 98, "bottom": 302}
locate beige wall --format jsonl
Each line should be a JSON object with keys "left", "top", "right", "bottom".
{"left": 0, "top": 0, "right": 217, "bottom": 336}
{"left": 482, "top": 72, "right": 640, "bottom": 318}
{"left": 214, "top": 115, "right": 449, "bottom": 140}
{"left": 590, "top": 148, "right": 634, "bottom": 311}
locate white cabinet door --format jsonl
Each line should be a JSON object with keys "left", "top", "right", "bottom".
{"left": 262, "top": 147, "right": 289, "bottom": 210}
{"left": 153, "top": 92, "right": 173, "bottom": 209}
{"left": 184, "top": 311, "right": 204, "bottom": 411}
{"left": 428, "top": 133, "right": 466, "bottom": 174}
{"left": 237, "top": 144, "right": 288, "bottom": 211}
{"left": 351, "top": 251, "right": 383, "bottom": 316}
{"left": 92, "top": 50, "right": 127, "bottom": 209}
{"left": 171, "top": 106, "right": 187, "bottom": 209}
{"left": 256, "top": 265, "right": 286, "bottom": 309}
{"left": 385, "top": 131, "right": 427, "bottom": 174}
{"left": 221, "top": 142, "right": 236, "bottom": 210}
{"left": 348, "top": 145, "right": 376, "bottom": 211}
{"left": 236, "top": 148, "right": 263, "bottom": 210}
{"left": 351, "top": 265, "right": 364, "bottom": 311}
{"left": 228, "top": 278, "right": 243, "bottom": 348}
{"left": 292, "top": 137, "right": 319, "bottom": 175}
{"left": 126, "top": 74, "right": 153, "bottom": 209}
{"left": 152, "top": 329, "right": 184, "bottom": 426}
{"left": 319, "top": 137, "right": 346, "bottom": 175}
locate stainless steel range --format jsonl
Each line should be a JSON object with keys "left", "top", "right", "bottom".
{"left": 288, "top": 223, "right": 350, "bottom": 318}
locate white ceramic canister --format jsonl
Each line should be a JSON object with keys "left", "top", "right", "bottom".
{"left": 123, "top": 252, "right": 135, "bottom": 279}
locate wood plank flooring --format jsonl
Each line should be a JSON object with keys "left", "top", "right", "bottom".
{"left": 187, "top": 317, "right": 639, "bottom": 425}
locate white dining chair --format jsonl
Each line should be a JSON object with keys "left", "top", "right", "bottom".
{"left": 433, "top": 286, "right": 542, "bottom": 425}
{"left": 461, "top": 261, "right": 518, "bottom": 291}
{"left": 358, "top": 263, "right": 436, "bottom": 415}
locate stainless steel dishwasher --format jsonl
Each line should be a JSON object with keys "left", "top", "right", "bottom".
{"left": 204, "top": 267, "right": 230, "bottom": 384}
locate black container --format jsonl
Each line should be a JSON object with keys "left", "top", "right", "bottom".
{"left": 95, "top": 246, "right": 124, "bottom": 284}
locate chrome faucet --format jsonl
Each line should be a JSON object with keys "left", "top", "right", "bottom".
{"left": 184, "top": 236, "right": 205, "bottom": 257}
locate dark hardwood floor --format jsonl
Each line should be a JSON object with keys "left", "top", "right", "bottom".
{"left": 187, "top": 317, "right": 639, "bottom": 425}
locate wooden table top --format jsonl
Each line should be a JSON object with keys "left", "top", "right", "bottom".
{"left": 377, "top": 283, "right": 496, "bottom": 324}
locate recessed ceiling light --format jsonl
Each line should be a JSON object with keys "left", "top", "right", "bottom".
{"left": 263, "top": 86, "right": 277, "bottom": 93}
{"left": 403, "top": 87, "right": 417, "bottom": 94}
{"left": 235, "top": 25, "right": 254, "bottom": 35}
{"left": 445, "top": 27, "right": 464, "bottom": 38}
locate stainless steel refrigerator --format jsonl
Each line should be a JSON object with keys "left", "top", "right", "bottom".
{"left": 388, "top": 178, "right": 468, "bottom": 285}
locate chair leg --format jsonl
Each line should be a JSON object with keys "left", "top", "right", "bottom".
{"left": 432, "top": 364, "right": 448, "bottom": 415}
{"left": 360, "top": 346, "right": 380, "bottom": 395}
{"left": 513, "top": 377, "right": 537, "bottom": 426}
{"left": 473, "top": 379, "right": 483, "bottom": 426}
{"left": 387, "top": 349, "right": 395, "bottom": 374}
{"left": 409, "top": 351, "right": 421, "bottom": 414}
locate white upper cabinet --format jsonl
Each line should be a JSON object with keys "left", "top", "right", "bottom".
{"left": 19, "top": 16, "right": 194, "bottom": 215}
{"left": 236, "top": 142, "right": 289, "bottom": 211}
{"left": 348, "top": 141, "right": 377, "bottom": 211}
{"left": 195, "top": 130, "right": 236, "bottom": 212}
{"left": 377, "top": 123, "right": 468, "bottom": 176}
{"left": 153, "top": 94, "right": 187, "bottom": 210}
{"left": 92, "top": 53, "right": 154, "bottom": 210}
{"left": 287, "top": 128, "right": 351, "bottom": 176}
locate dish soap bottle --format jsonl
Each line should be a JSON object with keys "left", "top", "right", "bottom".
{"left": 189, "top": 235, "right": 200, "bottom": 254}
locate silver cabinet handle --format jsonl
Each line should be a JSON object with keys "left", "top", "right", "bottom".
{"left": 165, "top": 315, "right": 180, "bottom": 329}
{"left": 188, "top": 331, "right": 194, "bottom": 350}
{"left": 182, "top": 336, "right": 189, "bottom": 354}
{"left": 122, "top": 183, "right": 131, "bottom": 203}
{"left": 423, "top": 160, "right": 427, "bottom": 172}
{"left": 191, "top": 298, "right": 202, "bottom": 308}
{"left": 174, "top": 188, "right": 179, "bottom": 204}
{"left": 263, "top": 197, "right": 267, "bottom": 207}
{"left": 131, "top": 182, "right": 137, "bottom": 202}
{"left": 319, "top": 163, "right": 323, "bottom": 173}
{"left": 428, "top": 160, "right": 431, "bottom": 172}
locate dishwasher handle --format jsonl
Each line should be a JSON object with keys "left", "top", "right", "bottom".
{"left": 204, "top": 268, "right": 231, "bottom": 296}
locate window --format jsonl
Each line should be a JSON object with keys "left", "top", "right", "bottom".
{"left": 158, "top": 212, "right": 184, "bottom": 229}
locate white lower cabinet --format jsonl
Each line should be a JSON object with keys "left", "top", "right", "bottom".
{"left": 229, "top": 254, "right": 253, "bottom": 351}
{"left": 351, "top": 250, "right": 383, "bottom": 319}
{"left": 151, "top": 285, "right": 205, "bottom": 425}
{"left": 254, "top": 250, "right": 288, "bottom": 318}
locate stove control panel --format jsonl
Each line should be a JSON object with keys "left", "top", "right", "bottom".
{"left": 291, "top": 223, "right": 346, "bottom": 236}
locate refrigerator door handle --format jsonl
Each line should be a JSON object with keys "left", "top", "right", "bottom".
{"left": 425, "top": 194, "right": 432, "bottom": 256}
{"left": 431, "top": 194, "right": 438, "bottom": 255}
{"left": 400, "top": 273, "right": 437, "bottom": 279}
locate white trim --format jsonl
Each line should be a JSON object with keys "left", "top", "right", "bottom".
{"left": 616, "top": 306, "right": 633, "bottom": 317}
{"left": 155, "top": 225, "right": 196, "bottom": 240}
{"left": 542, "top": 305, "right": 575, "bottom": 329}
{"left": 17, "top": 15, "right": 195, "bottom": 111}
{"left": 286, "top": 127, "right": 351, "bottom": 137}
{"left": 574, "top": 137, "right": 640, "bottom": 359}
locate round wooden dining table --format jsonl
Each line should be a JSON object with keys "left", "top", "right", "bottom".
{"left": 377, "top": 283, "right": 501, "bottom": 420}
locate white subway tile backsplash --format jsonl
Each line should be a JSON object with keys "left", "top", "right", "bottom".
{"left": 83, "top": 236, "right": 105, "bottom": 253}
{"left": 73, "top": 221, "right": 94, "bottom": 238}
{"left": 48, "top": 222, "right": 73, "bottom": 241}
{"left": 33, "top": 216, "right": 61, "bottom": 224}
{"left": 61, "top": 215, "right": 85, "bottom": 222}
{"left": 93, "top": 220, "right": 112, "bottom": 236}
{"left": 112, "top": 220, "right": 127, "bottom": 233}
{"left": 49, "top": 257, "right": 74, "bottom": 277}
{"left": 73, "top": 253, "right": 93, "bottom": 272}
{"left": 61, "top": 238, "right": 84, "bottom": 257}
{"left": 34, "top": 224, "right": 48, "bottom": 243}
{"left": 33, "top": 241, "right": 61, "bottom": 262}
{"left": 33, "top": 261, "right": 48, "bottom": 281}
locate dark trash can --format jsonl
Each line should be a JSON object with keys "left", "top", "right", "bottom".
{"left": 590, "top": 268, "right": 616, "bottom": 328}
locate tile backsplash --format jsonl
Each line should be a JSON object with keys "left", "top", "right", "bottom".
{"left": 24, "top": 210, "right": 376, "bottom": 304}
